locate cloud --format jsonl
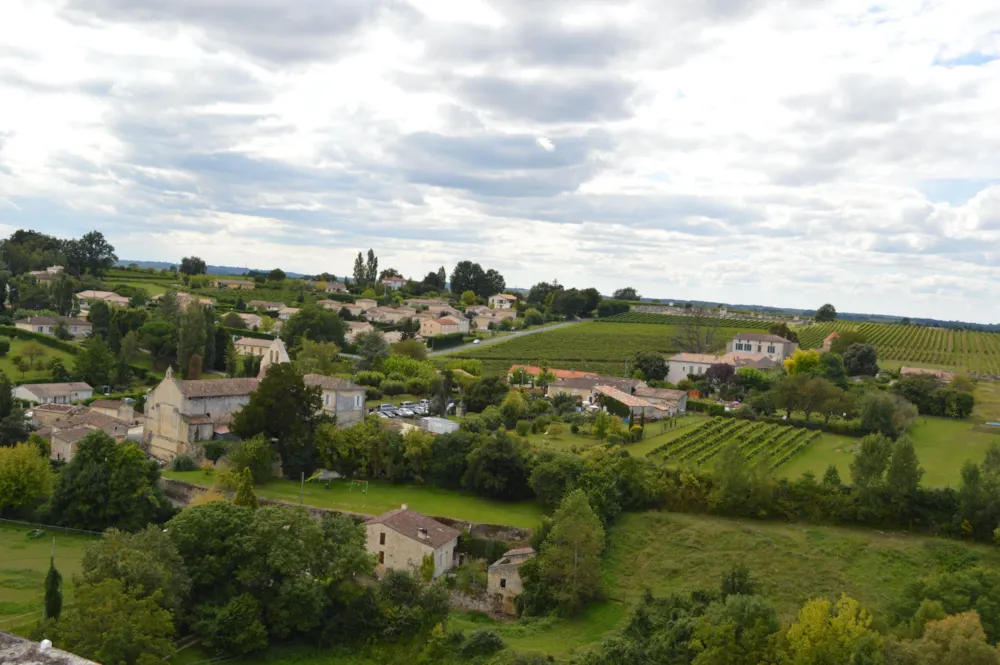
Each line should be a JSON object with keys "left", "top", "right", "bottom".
{"left": 2, "top": 0, "right": 1000, "bottom": 322}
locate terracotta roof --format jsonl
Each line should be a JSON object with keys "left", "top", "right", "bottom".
{"left": 234, "top": 337, "right": 268, "bottom": 347}
{"left": 824, "top": 332, "right": 841, "bottom": 342}
{"left": 508, "top": 365, "right": 598, "bottom": 380}
{"left": 431, "top": 318, "right": 460, "bottom": 325}
{"left": 62, "top": 411, "right": 126, "bottom": 429}
{"left": 18, "top": 382, "right": 94, "bottom": 398}
{"left": 52, "top": 426, "right": 93, "bottom": 444}
{"left": 732, "top": 332, "right": 790, "bottom": 343}
{"left": 32, "top": 403, "right": 81, "bottom": 414}
{"left": 176, "top": 378, "right": 259, "bottom": 398}
{"left": 366, "top": 508, "right": 460, "bottom": 549}
{"left": 594, "top": 385, "right": 657, "bottom": 409}
{"left": 491, "top": 294, "right": 517, "bottom": 300}
{"left": 303, "top": 374, "right": 364, "bottom": 391}
{"left": 88, "top": 399, "right": 123, "bottom": 409}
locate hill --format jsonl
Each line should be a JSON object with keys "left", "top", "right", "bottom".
{"left": 118, "top": 260, "right": 306, "bottom": 278}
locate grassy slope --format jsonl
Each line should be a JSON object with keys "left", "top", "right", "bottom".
{"left": 0, "top": 524, "right": 96, "bottom": 628}
{"left": 0, "top": 339, "right": 77, "bottom": 382}
{"left": 163, "top": 472, "right": 544, "bottom": 529}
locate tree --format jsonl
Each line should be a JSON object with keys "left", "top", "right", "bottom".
{"left": 844, "top": 343, "right": 879, "bottom": 377}
{"left": 689, "top": 594, "right": 780, "bottom": 665}
{"left": 551, "top": 289, "right": 587, "bottom": 317}
{"left": 88, "top": 299, "right": 111, "bottom": 338}
{"left": 612, "top": 287, "right": 640, "bottom": 301}
{"left": 0, "top": 443, "right": 51, "bottom": 513}
{"left": 139, "top": 320, "right": 177, "bottom": 370}
{"left": 50, "top": 431, "right": 173, "bottom": 531}
{"left": 393, "top": 338, "right": 426, "bottom": 361}
{"left": 527, "top": 281, "right": 563, "bottom": 306}
{"left": 20, "top": 341, "right": 46, "bottom": 369}
{"left": 64, "top": 230, "right": 117, "bottom": 275}
{"left": 918, "top": 611, "right": 1000, "bottom": 665}
{"left": 632, "top": 351, "right": 667, "bottom": 381}
{"left": 232, "top": 364, "right": 323, "bottom": 478}
{"left": 859, "top": 391, "right": 916, "bottom": 438}
{"left": 177, "top": 302, "right": 207, "bottom": 379}
{"left": 523, "top": 308, "right": 544, "bottom": 326}
{"left": 43, "top": 578, "right": 175, "bottom": 665}
{"left": 886, "top": 436, "right": 923, "bottom": 506}
{"left": 829, "top": 330, "right": 866, "bottom": 355}
{"left": 281, "top": 304, "right": 347, "bottom": 350}
{"left": 815, "top": 303, "right": 838, "bottom": 322}
{"left": 74, "top": 335, "right": 115, "bottom": 387}
{"left": 783, "top": 594, "right": 880, "bottom": 665}
{"left": 462, "top": 431, "right": 532, "bottom": 500}
{"left": 784, "top": 348, "right": 822, "bottom": 376}
{"left": 705, "top": 363, "right": 736, "bottom": 386}
{"left": 233, "top": 468, "right": 259, "bottom": 509}
{"left": 365, "top": 249, "right": 378, "bottom": 286}
{"left": 221, "top": 311, "right": 246, "bottom": 329}
{"left": 674, "top": 307, "right": 721, "bottom": 353}
{"left": 818, "top": 352, "right": 849, "bottom": 388}
{"left": 436, "top": 266, "right": 447, "bottom": 291}
{"left": 180, "top": 256, "right": 207, "bottom": 275}
{"left": 355, "top": 329, "right": 391, "bottom": 370}
{"left": 80, "top": 525, "right": 191, "bottom": 616}
{"left": 353, "top": 252, "right": 365, "bottom": 287}
{"left": 451, "top": 261, "right": 486, "bottom": 296}
{"left": 535, "top": 489, "right": 604, "bottom": 616}
{"left": 10, "top": 356, "right": 28, "bottom": 380}
{"left": 461, "top": 290, "right": 477, "bottom": 306}
{"left": 293, "top": 338, "right": 342, "bottom": 375}
{"left": 480, "top": 268, "right": 505, "bottom": 297}
{"left": 850, "top": 434, "right": 893, "bottom": 497}
{"left": 44, "top": 555, "right": 62, "bottom": 620}
{"left": 769, "top": 322, "right": 799, "bottom": 343}
{"left": 0, "top": 338, "right": 9, "bottom": 357}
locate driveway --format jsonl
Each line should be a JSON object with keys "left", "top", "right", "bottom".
{"left": 427, "top": 320, "right": 583, "bottom": 357}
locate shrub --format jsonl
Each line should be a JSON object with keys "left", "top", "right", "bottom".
{"left": 382, "top": 380, "right": 406, "bottom": 396}
{"left": 547, "top": 423, "right": 565, "bottom": 438}
{"left": 199, "top": 460, "right": 214, "bottom": 475}
{"left": 515, "top": 420, "right": 531, "bottom": 436}
{"left": 607, "top": 434, "right": 622, "bottom": 445}
{"left": 630, "top": 425, "right": 644, "bottom": 442}
{"left": 531, "top": 416, "right": 550, "bottom": 434}
{"left": 459, "top": 629, "right": 505, "bottom": 658}
{"left": 223, "top": 435, "right": 274, "bottom": 484}
{"left": 202, "top": 440, "right": 230, "bottom": 463}
{"left": 406, "top": 377, "right": 429, "bottom": 396}
{"left": 0, "top": 338, "right": 9, "bottom": 357}
{"left": 354, "top": 370, "right": 385, "bottom": 387}
{"left": 365, "top": 386, "right": 383, "bottom": 401}
{"left": 171, "top": 454, "right": 198, "bottom": 472}
{"left": 570, "top": 423, "right": 580, "bottom": 434}
{"left": 386, "top": 372, "right": 407, "bottom": 383}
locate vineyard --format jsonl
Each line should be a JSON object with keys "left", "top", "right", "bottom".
{"left": 796, "top": 321, "right": 1000, "bottom": 374}
{"left": 645, "top": 417, "right": 821, "bottom": 470}
{"left": 598, "top": 311, "right": 771, "bottom": 329}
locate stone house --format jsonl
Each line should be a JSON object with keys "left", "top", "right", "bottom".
{"left": 665, "top": 351, "right": 777, "bottom": 384}
{"left": 633, "top": 387, "right": 689, "bottom": 416}
{"left": 237, "top": 312, "right": 263, "bottom": 329}
{"left": 28, "top": 403, "right": 84, "bottom": 427}
{"left": 355, "top": 298, "right": 378, "bottom": 311}
{"left": 278, "top": 307, "right": 300, "bottom": 321}
{"left": 420, "top": 317, "right": 462, "bottom": 337}
{"left": 234, "top": 337, "right": 271, "bottom": 356}
{"left": 486, "top": 547, "right": 535, "bottom": 615}
{"left": 547, "top": 375, "right": 646, "bottom": 401}
{"left": 14, "top": 382, "right": 94, "bottom": 405}
{"left": 213, "top": 279, "right": 255, "bottom": 290}
{"left": 381, "top": 276, "right": 406, "bottom": 290}
{"left": 345, "top": 321, "right": 375, "bottom": 341}
{"left": 14, "top": 316, "right": 92, "bottom": 337}
{"left": 727, "top": 332, "right": 798, "bottom": 362}
{"left": 247, "top": 300, "right": 284, "bottom": 311}
{"left": 76, "top": 290, "right": 130, "bottom": 309}
{"left": 88, "top": 399, "right": 138, "bottom": 424}
{"left": 367, "top": 307, "right": 416, "bottom": 324}
{"left": 1, "top": 629, "right": 100, "bottom": 664}
{"left": 47, "top": 410, "right": 130, "bottom": 462}
{"left": 324, "top": 281, "right": 348, "bottom": 293}
{"left": 303, "top": 374, "right": 366, "bottom": 426}
{"left": 365, "top": 507, "right": 460, "bottom": 579}
{"left": 507, "top": 365, "right": 598, "bottom": 387}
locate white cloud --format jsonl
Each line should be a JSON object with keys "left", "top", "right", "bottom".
{"left": 0, "top": 0, "right": 999, "bottom": 321}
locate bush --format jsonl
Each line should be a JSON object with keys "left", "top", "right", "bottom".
{"left": 223, "top": 435, "right": 274, "bottom": 484}
{"left": 365, "top": 386, "right": 383, "bottom": 401}
{"left": 607, "top": 434, "right": 622, "bottom": 445}
{"left": 200, "top": 460, "right": 214, "bottom": 475}
{"left": 202, "top": 440, "right": 230, "bottom": 463}
{"left": 382, "top": 380, "right": 406, "bottom": 396}
{"left": 630, "top": 425, "right": 644, "bottom": 442}
{"left": 354, "top": 371, "right": 385, "bottom": 387}
{"left": 547, "top": 423, "right": 565, "bottom": 438}
{"left": 406, "top": 377, "right": 429, "bottom": 396}
{"left": 531, "top": 416, "right": 550, "bottom": 433}
{"left": 459, "top": 629, "right": 505, "bottom": 658}
{"left": 688, "top": 399, "right": 725, "bottom": 416}
{"left": 0, "top": 337, "right": 9, "bottom": 357}
{"left": 171, "top": 454, "right": 198, "bottom": 472}
{"left": 570, "top": 423, "right": 580, "bottom": 434}
{"left": 515, "top": 420, "right": 531, "bottom": 436}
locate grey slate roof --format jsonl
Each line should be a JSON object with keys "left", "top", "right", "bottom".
{"left": 366, "top": 508, "right": 460, "bottom": 549}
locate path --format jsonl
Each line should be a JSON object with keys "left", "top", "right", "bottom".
{"left": 427, "top": 320, "right": 583, "bottom": 357}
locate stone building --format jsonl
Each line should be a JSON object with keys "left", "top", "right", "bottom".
{"left": 365, "top": 506, "right": 460, "bottom": 579}
{"left": 487, "top": 547, "right": 535, "bottom": 615}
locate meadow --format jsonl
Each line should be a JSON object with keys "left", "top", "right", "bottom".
{"left": 0, "top": 339, "right": 77, "bottom": 381}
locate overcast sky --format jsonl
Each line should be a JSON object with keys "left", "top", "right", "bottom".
{"left": 1, "top": 1, "right": 999, "bottom": 321}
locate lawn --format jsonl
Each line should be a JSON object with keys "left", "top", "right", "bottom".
{"left": 524, "top": 429, "right": 602, "bottom": 452}
{"left": 974, "top": 379, "right": 1000, "bottom": 422}
{"left": 0, "top": 523, "right": 97, "bottom": 633}
{"left": 0, "top": 339, "right": 78, "bottom": 382}
{"left": 779, "top": 416, "right": 1000, "bottom": 487}
{"left": 163, "top": 471, "right": 545, "bottom": 529}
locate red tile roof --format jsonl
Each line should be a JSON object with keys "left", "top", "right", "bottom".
{"left": 508, "top": 365, "right": 598, "bottom": 380}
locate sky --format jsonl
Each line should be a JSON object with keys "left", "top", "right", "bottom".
{"left": 1, "top": 1, "right": 999, "bottom": 322}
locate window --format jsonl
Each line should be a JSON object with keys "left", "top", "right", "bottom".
{"left": 324, "top": 394, "right": 331, "bottom": 407}
{"left": 757, "top": 344, "right": 762, "bottom": 352}
{"left": 767, "top": 345, "right": 775, "bottom": 353}
{"left": 500, "top": 578, "right": 507, "bottom": 589}
{"left": 378, "top": 551, "right": 385, "bottom": 564}
{"left": 379, "top": 532, "right": 385, "bottom": 545}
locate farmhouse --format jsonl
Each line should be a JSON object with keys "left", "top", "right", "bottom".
{"left": 88, "top": 399, "right": 137, "bottom": 423}
{"left": 488, "top": 294, "right": 518, "bottom": 309}
{"left": 76, "top": 290, "right": 130, "bottom": 309}
{"left": 633, "top": 387, "right": 689, "bottom": 416}
{"left": 236, "top": 312, "right": 263, "bottom": 329}
{"left": 665, "top": 351, "right": 777, "bottom": 384}
{"left": 341, "top": 303, "right": 366, "bottom": 317}
{"left": 822, "top": 332, "right": 840, "bottom": 351}
{"left": 14, "top": 316, "right": 92, "bottom": 337}
{"left": 593, "top": 384, "right": 665, "bottom": 420}
{"left": 355, "top": 298, "right": 378, "bottom": 311}
{"left": 303, "top": 374, "right": 366, "bottom": 426}
{"left": 213, "top": 278, "right": 255, "bottom": 290}
{"left": 365, "top": 507, "right": 460, "bottom": 579}
{"left": 14, "top": 382, "right": 94, "bottom": 405}
{"left": 248, "top": 300, "right": 284, "bottom": 311}
{"left": 323, "top": 281, "right": 348, "bottom": 293}
{"left": 487, "top": 547, "right": 535, "bottom": 615}
{"left": 28, "top": 403, "right": 84, "bottom": 427}
{"left": 345, "top": 321, "right": 375, "bottom": 341}
{"left": 547, "top": 375, "right": 646, "bottom": 401}
{"left": 507, "top": 365, "right": 598, "bottom": 387}
{"left": 367, "top": 306, "right": 417, "bottom": 324}
{"left": 278, "top": 306, "right": 300, "bottom": 321}
{"left": 727, "top": 332, "right": 798, "bottom": 362}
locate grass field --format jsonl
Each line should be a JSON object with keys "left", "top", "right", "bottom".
{"left": 795, "top": 321, "right": 1000, "bottom": 374}
{"left": 0, "top": 339, "right": 77, "bottom": 381}
{"left": 974, "top": 380, "right": 1000, "bottom": 421}
{"left": 163, "top": 472, "right": 545, "bottom": 529}
{"left": 0, "top": 523, "right": 96, "bottom": 632}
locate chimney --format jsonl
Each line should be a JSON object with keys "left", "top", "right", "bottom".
{"left": 417, "top": 527, "right": 429, "bottom": 541}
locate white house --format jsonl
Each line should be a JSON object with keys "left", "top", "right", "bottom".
{"left": 727, "top": 332, "right": 798, "bottom": 362}
{"left": 278, "top": 307, "right": 300, "bottom": 321}
{"left": 381, "top": 276, "right": 407, "bottom": 290}
{"left": 488, "top": 294, "right": 518, "bottom": 309}
{"left": 365, "top": 507, "right": 460, "bottom": 579}
{"left": 14, "top": 316, "right": 92, "bottom": 337}
{"left": 14, "top": 382, "right": 94, "bottom": 405}
{"left": 303, "top": 374, "right": 366, "bottom": 426}
{"left": 666, "top": 351, "right": 777, "bottom": 384}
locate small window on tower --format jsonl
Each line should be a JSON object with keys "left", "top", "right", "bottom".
{"left": 380, "top": 532, "right": 385, "bottom": 545}
{"left": 500, "top": 578, "right": 507, "bottom": 588}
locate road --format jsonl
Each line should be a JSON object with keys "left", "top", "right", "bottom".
{"left": 427, "top": 320, "right": 583, "bottom": 357}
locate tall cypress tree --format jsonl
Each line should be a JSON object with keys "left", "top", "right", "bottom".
{"left": 44, "top": 550, "right": 62, "bottom": 620}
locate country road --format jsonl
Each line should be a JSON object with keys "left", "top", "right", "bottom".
{"left": 427, "top": 320, "right": 583, "bottom": 357}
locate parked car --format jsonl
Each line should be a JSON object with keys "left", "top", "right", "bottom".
{"left": 377, "top": 412, "right": 390, "bottom": 419}
{"left": 378, "top": 404, "right": 395, "bottom": 413}
{"left": 472, "top": 339, "right": 481, "bottom": 345}
{"left": 419, "top": 399, "right": 429, "bottom": 406}
{"left": 396, "top": 408, "right": 415, "bottom": 418}
{"left": 399, "top": 401, "right": 417, "bottom": 409}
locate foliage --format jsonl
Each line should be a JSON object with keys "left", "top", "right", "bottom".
{"left": 0, "top": 442, "right": 52, "bottom": 514}
{"left": 74, "top": 335, "right": 115, "bottom": 387}
{"left": 223, "top": 434, "right": 276, "bottom": 485}
{"left": 49, "top": 432, "right": 174, "bottom": 531}
{"left": 354, "top": 329, "right": 391, "bottom": 370}
{"left": 138, "top": 319, "right": 177, "bottom": 370}
{"left": 293, "top": 338, "right": 342, "bottom": 375}
{"left": 783, "top": 594, "right": 879, "bottom": 665}
{"left": 829, "top": 329, "right": 867, "bottom": 355}
{"left": 859, "top": 391, "right": 917, "bottom": 438}
{"left": 463, "top": 431, "right": 533, "bottom": 500}
{"left": 281, "top": 304, "right": 347, "bottom": 350}
{"left": 784, "top": 348, "right": 822, "bottom": 375}
{"left": 44, "top": 555, "right": 62, "bottom": 620}
{"left": 180, "top": 256, "right": 207, "bottom": 275}
{"left": 815, "top": 303, "right": 838, "bottom": 322}
{"left": 233, "top": 467, "right": 259, "bottom": 509}
{"left": 633, "top": 350, "right": 667, "bottom": 381}
{"left": 171, "top": 454, "right": 198, "bottom": 472}
{"left": 612, "top": 287, "right": 640, "bottom": 301}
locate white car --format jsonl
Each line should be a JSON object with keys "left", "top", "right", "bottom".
{"left": 396, "top": 408, "right": 415, "bottom": 418}
{"left": 473, "top": 339, "right": 481, "bottom": 345}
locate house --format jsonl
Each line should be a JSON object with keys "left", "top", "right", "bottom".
{"left": 14, "top": 382, "right": 94, "bottom": 405}
{"left": 381, "top": 331, "right": 404, "bottom": 344}
{"left": 234, "top": 337, "right": 271, "bottom": 356}
{"left": 213, "top": 279, "right": 255, "bottom": 290}
{"left": 76, "top": 290, "right": 130, "bottom": 309}
{"left": 507, "top": 365, "right": 598, "bottom": 387}
{"left": 50, "top": 427, "right": 93, "bottom": 462}
{"left": 593, "top": 384, "right": 663, "bottom": 420}
{"left": 247, "top": 300, "right": 284, "bottom": 311}
{"left": 442, "top": 315, "right": 469, "bottom": 333}
{"left": 488, "top": 294, "right": 518, "bottom": 309}
{"left": 487, "top": 547, "right": 536, "bottom": 615}
{"left": 547, "top": 375, "right": 646, "bottom": 401}
{"left": 633, "top": 387, "right": 689, "bottom": 416}
{"left": 278, "top": 307, "right": 300, "bottom": 321}
{"left": 822, "top": 332, "right": 840, "bottom": 351}
{"left": 420, "top": 317, "right": 462, "bottom": 337}
{"left": 665, "top": 351, "right": 777, "bottom": 384}
{"left": 381, "top": 276, "right": 406, "bottom": 290}
{"left": 341, "top": 303, "right": 365, "bottom": 317}
{"left": 27, "top": 266, "right": 65, "bottom": 286}
{"left": 317, "top": 299, "right": 347, "bottom": 311}
{"left": 15, "top": 316, "right": 92, "bottom": 337}
{"left": 367, "top": 307, "right": 417, "bottom": 324}
{"left": 59, "top": 410, "right": 129, "bottom": 439}
{"left": 727, "top": 332, "right": 798, "bottom": 362}
{"left": 326, "top": 281, "right": 348, "bottom": 293}
{"left": 28, "top": 403, "right": 85, "bottom": 427}
{"left": 365, "top": 507, "right": 460, "bottom": 579}
{"left": 153, "top": 292, "right": 214, "bottom": 308}
{"left": 87, "top": 399, "right": 137, "bottom": 424}
{"left": 345, "top": 321, "right": 375, "bottom": 341}
{"left": 303, "top": 374, "right": 366, "bottom": 426}
{"left": 236, "top": 312, "right": 263, "bottom": 330}
{"left": 407, "top": 298, "right": 452, "bottom": 309}
{"left": 419, "top": 416, "right": 460, "bottom": 434}
{"left": 355, "top": 298, "right": 378, "bottom": 311}
{"left": 472, "top": 314, "right": 495, "bottom": 331}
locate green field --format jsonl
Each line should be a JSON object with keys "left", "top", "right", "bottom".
{"left": 0, "top": 524, "right": 96, "bottom": 632}
{"left": 163, "top": 472, "right": 544, "bottom": 529}
{"left": 0, "top": 339, "right": 78, "bottom": 381}
{"left": 796, "top": 320, "right": 1000, "bottom": 373}
{"left": 449, "top": 321, "right": 754, "bottom": 377}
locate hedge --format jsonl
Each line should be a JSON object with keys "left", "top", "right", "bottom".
{"left": 687, "top": 398, "right": 725, "bottom": 416}
{"left": 428, "top": 332, "right": 466, "bottom": 350}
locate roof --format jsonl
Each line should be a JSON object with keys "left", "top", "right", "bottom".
{"left": 0, "top": 630, "right": 99, "bottom": 664}
{"left": 504, "top": 546, "right": 535, "bottom": 557}
{"left": 247, "top": 300, "right": 284, "bottom": 308}
{"left": 32, "top": 403, "right": 81, "bottom": 414}
{"left": 76, "top": 290, "right": 116, "bottom": 299}
{"left": 88, "top": 399, "right": 122, "bottom": 409}
{"left": 594, "top": 385, "right": 657, "bottom": 409}
{"left": 237, "top": 312, "right": 262, "bottom": 320}
{"left": 304, "top": 374, "right": 364, "bottom": 392}
{"left": 634, "top": 387, "right": 688, "bottom": 404}
{"left": 346, "top": 321, "right": 373, "bottom": 330}
{"left": 549, "top": 376, "right": 643, "bottom": 392}
{"left": 366, "top": 508, "right": 460, "bottom": 549}
{"left": 900, "top": 366, "right": 956, "bottom": 381}
{"left": 491, "top": 294, "right": 517, "bottom": 300}
{"left": 278, "top": 307, "right": 300, "bottom": 314}
{"left": 824, "top": 332, "right": 841, "bottom": 342}
{"left": 62, "top": 411, "right": 126, "bottom": 429}
{"left": 216, "top": 278, "right": 253, "bottom": 284}
{"left": 176, "top": 377, "right": 259, "bottom": 398}
{"left": 18, "top": 382, "right": 94, "bottom": 398}
{"left": 234, "top": 336, "right": 269, "bottom": 346}
{"left": 732, "top": 332, "right": 790, "bottom": 343}
{"left": 508, "top": 365, "right": 598, "bottom": 380}
{"left": 15, "top": 317, "right": 90, "bottom": 326}
{"left": 52, "top": 426, "right": 94, "bottom": 444}
{"left": 431, "top": 317, "right": 460, "bottom": 325}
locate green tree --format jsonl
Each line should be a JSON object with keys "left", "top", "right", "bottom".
{"left": 221, "top": 311, "right": 246, "bottom": 328}
{"left": 0, "top": 443, "right": 52, "bottom": 513}
{"left": 689, "top": 594, "right": 780, "bottom": 665}
{"left": 232, "top": 364, "right": 323, "bottom": 478}
{"left": 462, "top": 431, "right": 532, "bottom": 500}
{"left": 194, "top": 593, "right": 268, "bottom": 656}
{"left": 523, "top": 308, "right": 544, "bottom": 326}
{"left": 859, "top": 391, "right": 916, "bottom": 438}
{"left": 180, "top": 256, "right": 207, "bottom": 275}
{"left": 87, "top": 299, "right": 111, "bottom": 337}
{"left": 354, "top": 329, "right": 391, "bottom": 370}
{"left": 844, "top": 343, "right": 879, "bottom": 376}
{"left": 500, "top": 390, "right": 529, "bottom": 422}
{"left": 784, "top": 348, "right": 822, "bottom": 376}
{"left": 138, "top": 320, "right": 177, "bottom": 370}
{"left": 44, "top": 554, "right": 62, "bottom": 620}
{"left": 74, "top": 335, "right": 115, "bottom": 387}
{"left": 769, "top": 322, "right": 799, "bottom": 343}
{"left": 829, "top": 330, "right": 867, "bottom": 355}
{"left": 50, "top": 432, "right": 173, "bottom": 531}
{"left": 202, "top": 306, "right": 217, "bottom": 372}
{"left": 267, "top": 267, "right": 286, "bottom": 282}
{"left": 850, "top": 434, "right": 893, "bottom": 498}
{"left": 633, "top": 351, "right": 667, "bottom": 381}
{"left": 281, "top": 304, "right": 347, "bottom": 350}
{"left": 535, "top": 489, "right": 604, "bottom": 616}
{"left": 819, "top": 352, "right": 849, "bottom": 387}
{"left": 233, "top": 468, "right": 259, "bottom": 510}
{"left": 121, "top": 330, "right": 140, "bottom": 362}
{"left": 365, "top": 249, "right": 378, "bottom": 286}
{"left": 919, "top": 611, "right": 1000, "bottom": 665}
{"left": 63, "top": 230, "right": 117, "bottom": 276}
{"left": 352, "top": 252, "right": 365, "bottom": 287}
{"left": 292, "top": 338, "right": 342, "bottom": 375}
{"left": 815, "top": 303, "right": 838, "bottom": 322}
{"left": 783, "top": 594, "right": 880, "bottom": 665}
{"left": 461, "top": 289, "right": 477, "bottom": 306}
{"left": 43, "top": 578, "right": 174, "bottom": 665}
{"left": 177, "top": 302, "right": 207, "bottom": 379}
{"left": 886, "top": 436, "right": 923, "bottom": 506}
{"left": 10, "top": 355, "right": 28, "bottom": 380}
